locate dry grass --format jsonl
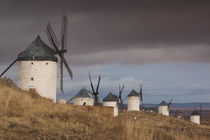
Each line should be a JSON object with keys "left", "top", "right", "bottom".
{"left": 0, "top": 78, "right": 210, "bottom": 140}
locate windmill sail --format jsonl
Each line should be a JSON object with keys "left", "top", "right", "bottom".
{"left": 88, "top": 73, "right": 101, "bottom": 105}
{"left": 140, "top": 84, "right": 143, "bottom": 103}
{"left": 61, "top": 14, "right": 68, "bottom": 51}
{"left": 46, "top": 14, "right": 73, "bottom": 93}
{"left": 118, "top": 84, "right": 124, "bottom": 105}
{"left": 0, "top": 59, "right": 17, "bottom": 77}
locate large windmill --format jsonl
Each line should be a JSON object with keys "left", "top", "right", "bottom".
{"left": 89, "top": 73, "right": 101, "bottom": 105}
{"left": 46, "top": 14, "right": 73, "bottom": 93}
{"left": 0, "top": 14, "right": 73, "bottom": 102}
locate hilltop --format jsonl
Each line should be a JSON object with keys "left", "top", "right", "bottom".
{"left": 0, "top": 78, "right": 210, "bottom": 140}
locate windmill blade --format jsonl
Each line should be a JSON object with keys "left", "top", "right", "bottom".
{"left": 61, "top": 14, "right": 68, "bottom": 51}
{"left": 47, "top": 23, "right": 60, "bottom": 47}
{"left": 60, "top": 59, "right": 64, "bottom": 93}
{"left": 66, "top": 97, "right": 74, "bottom": 104}
{"left": 46, "top": 29, "right": 54, "bottom": 48}
{"left": 89, "top": 73, "right": 95, "bottom": 93}
{"left": 120, "top": 85, "right": 125, "bottom": 93}
{"left": 0, "top": 59, "right": 17, "bottom": 77}
{"left": 168, "top": 98, "right": 173, "bottom": 107}
{"left": 96, "top": 75, "right": 101, "bottom": 92}
{"left": 62, "top": 56, "right": 73, "bottom": 79}
{"left": 117, "top": 84, "right": 121, "bottom": 103}
{"left": 140, "top": 84, "right": 143, "bottom": 102}
{"left": 47, "top": 26, "right": 73, "bottom": 79}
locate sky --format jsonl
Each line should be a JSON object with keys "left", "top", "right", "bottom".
{"left": 0, "top": 0, "right": 210, "bottom": 103}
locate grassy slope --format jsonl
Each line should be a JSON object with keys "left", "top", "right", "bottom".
{"left": 0, "top": 78, "right": 210, "bottom": 140}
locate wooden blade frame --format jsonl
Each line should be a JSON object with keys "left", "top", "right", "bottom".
{"left": 47, "top": 24, "right": 73, "bottom": 79}
{"left": 0, "top": 59, "right": 17, "bottom": 77}
{"left": 140, "top": 84, "right": 143, "bottom": 103}
{"left": 89, "top": 73, "right": 95, "bottom": 93}
{"left": 118, "top": 84, "right": 124, "bottom": 104}
{"left": 46, "top": 24, "right": 73, "bottom": 93}
{"left": 61, "top": 14, "right": 68, "bottom": 51}
{"left": 60, "top": 58, "right": 64, "bottom": 93}
{"left": 66, "top": 97, "right": 74, "bottom": 104}
{"left": 96, "top": 75, "right": 101, "bottom": 92}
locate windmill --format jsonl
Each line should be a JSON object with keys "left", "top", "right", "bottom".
{"left": 117, "top": 84, "right": 124, "bottom": 105}
{"left": 0, "top": 14, "right": 73, "bottom": 102}
{"left": 89, "top": 73, "right": 101, "bottom": 105}
{"left": 46, "top": 14, "right": 73, "bottom": 93}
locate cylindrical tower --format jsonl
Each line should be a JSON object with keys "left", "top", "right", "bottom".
{"left": 190, "top": 111, "right": 200, "bottom": 124}
{"left": 73, "top": 88, "right": 94, "bottom": 106}
{"left": 158, "top": 100, "right": 169, "bottom": 116}
{"left": 103, "top": 92, "right": 118, "bottom": 117}
{"left": 17, "top": 36, "right": 57, "bottom": 102}
{"left": 127, "top": 89, "right": 140, "bottom": 111}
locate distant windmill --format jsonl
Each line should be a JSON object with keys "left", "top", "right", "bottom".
{"left": 89, "top": 73, "right": 101, "bottom": 105}
{"left": 117, "top": 84, "right": 124, "bottom": 105}
{"left": 46, "top": 14, "right": 73, "bottom": 93}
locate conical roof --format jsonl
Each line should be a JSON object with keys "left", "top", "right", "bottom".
{"left": 103, "top": 92, "right": 118, "bottom": 102}
{"left": 191, "top": 111, "right": 200, "bottom": 115}
{"left": 17, "top": 35, "right": 57, "bottom": 62}
{"left": 159, "top": 100, "right": 168, "bottom": 106}
{"left": 128, "top": 89, "right": 139, "bottom": 97}
{"left": 74, "top": 88, "right": 93, "bottom": 98}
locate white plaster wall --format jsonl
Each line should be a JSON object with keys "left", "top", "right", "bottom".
{"left": 103, "top": 101, "right": 118, "bottom": 117}
{"left": 158, "top": 106, "right": 169, "bottom": 116}
{"left": 73, "top": 97, "right": 94, "bottom": 106}
{"left": 190, "top": 115, "right": 200, "bottom": 124}
{"left": 128, "top": 96, "right": 140, "bottom": 111}
{"left": 18, "top": 61, "right": 57, "bottom": 102}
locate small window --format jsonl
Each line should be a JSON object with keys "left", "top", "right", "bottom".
{"left": 31, "top": 77, "right": 34, "bottom": 81}
{"left": 31, "top": 62, "right": 33, "bottom": 65}
{"left": 81, "top": 99, "right": 83, "bottom": 101}
{"left": 46, "top": 62, "right": 48, "bottom": 65}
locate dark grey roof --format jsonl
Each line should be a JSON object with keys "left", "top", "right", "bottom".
{"left": 74, "top": 88, "right": 93, "bottom": 98}
{"left": 17, "top": 35, "right": 57, "bottom": 62}
{"left": 128, "top": 89, "right": 139, "bottom": 97}
{"left": 159, "top": 100, "right": 168, "bottom": 106}
{"left": 103, "top": 92, "right": 118, "bottom": 102}
{"left": 191, "top": 111, "right": 200, "bottom": 115}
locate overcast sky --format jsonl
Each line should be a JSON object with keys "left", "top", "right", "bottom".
{"left": 0, "top": 0, "right": 210, "bottom": 103}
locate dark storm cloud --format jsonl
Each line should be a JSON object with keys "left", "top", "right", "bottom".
{"left": 0, "top": 0, "right": 210, "bottom": 65}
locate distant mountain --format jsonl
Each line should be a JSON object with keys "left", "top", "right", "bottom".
{"left": 143, "top": 103, "right": 210, "bottom": 108}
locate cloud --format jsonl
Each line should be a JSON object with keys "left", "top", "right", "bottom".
{"left": 0, "top": 0, "right": 210, "bottom": 66}
{"left": 70, "top": 45, "right": 210, "bottom": 66}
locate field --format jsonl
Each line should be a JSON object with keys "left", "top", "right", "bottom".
{"left": 0, "top": 78, "right": 210, "bottom": 140}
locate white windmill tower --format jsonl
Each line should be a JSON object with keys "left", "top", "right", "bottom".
{"left": 190, "top": 111, "right": 200, "bottom": 124}
{"left": 71, "top": 87, "right": 94, "bottom": 106}
{"left": 0, "top": 14, "right": 73, "bottom": 102}
{"left": 103, "top": 92, "right": 119, "bottom": 117}
{"left": 158, "top": 99, "right": 172, "bottom": 116}
{"left": 127, "top": 89, "right": 140, "bottom": 111}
